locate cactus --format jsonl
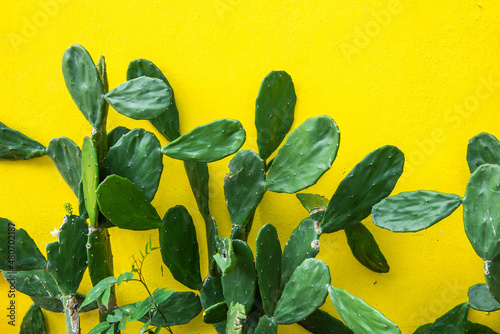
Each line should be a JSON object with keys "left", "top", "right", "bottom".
{"left": 467, "top": 132, "right": 500, "bottom": 173}
{"left": 297, "top": 309, "right": 354, "bottom": 334}
{"left": 296, "top": 193, "right": 329, "bottom": 221}
{"left": 328, "top": 285, "right": 401, "bottom": 334}
{"left": 372, "top": 190, "right": 462, "bottom": 232}
{"left": 20, "top": 304, "right": 46, "bottom": 334}
{"left": 0, "top": 122, "right": 46, "bottom": 160}
{"left": 468, "top": 283, "right": 500, "bottom": 312}
{"left": 46, "top": 137, "right": 82, "bottom": 196}
{"left": 255, "top": 70, "right": 296, "bottom": 162}
{"left": 425, "top": 302, "right": 469, "bottom": 334}
{"left": 345, "top": 222, "right": 390, "bottom": 273}
{"left": 254, "top": 315, "right": 277, "bottom": 333}
{"left": 161, "top": 119, "right": 246, "bottom": 162}
{"left": 159, "top": 205, "right": 203, "bottom": 290}
{"left": 265, "top": 115, "right": 340, "bottom": 193}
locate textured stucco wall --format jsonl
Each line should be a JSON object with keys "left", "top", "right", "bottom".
{"left": 1, "top": 1, "right": 500, "bottom": 333}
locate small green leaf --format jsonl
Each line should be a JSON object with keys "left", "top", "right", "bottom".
{"left": 117, "top": 272, "right": 134, "bottom": 285}
{"left": 88, "top": 322, "right": 111, "bottom": 334}
{"left": 80, "top": 276, "right": 116, "bottom": 310}
{"left": 152, "top": 288, "right": 175, "bottom": 305}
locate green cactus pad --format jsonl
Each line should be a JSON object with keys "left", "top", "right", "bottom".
{"left": 468, "top": 283, "right": 500, "bottom": 312}
{"left": 463, "top": 164, "right": 500, "bottom": 260}
{"left": 97, "top": 55, "right": 108, "bottom": 93}
{"left": 413, "top": 323, "right": 432, "bottom": 334}
{"left": 204, "top": 215, "right": 219, "bottom": 276}
{"left": 221, "top": 240, "right": 257, "bottom": 313}
{"left": 298, "top": 309, "right": 354, "bottom": 334}
{"left": 161, "top": 119, "right": 246, "bottom": 163}
{"left": 465, "top": 321, "right": 498, "bottom": 333}
{"left": 254, "top": 316, "right": 277, "bottom": 334}
{"left": 159, "top": 205, "right": 202, "bottom": 290}
{"left": 184, "top": 161, "right": 210, "bottom": 218}
{"left": 256, "top": 224, "right": 282, "bottom": 316}
{"left": 138, "top": 291, "right": 202, "bottom": 326}
{"left": 81, "top": 136, "right": 99, "bottom": 226}
{"left": 296, "top": 193, "right": 329, "bottom": 221}
{"left": 96, "top": 175, "right": 162, "bottom": 230}
{"left": 107, "top": 126, "right": 130, "bottom": 148}
{"left": 127, "top": 59, "right": 180, "bottom": 142}
{"left": 200, "top": 275, "right": 225, "bottom": 310}
{"left": 265, "top": 116, "right": 340, "bottom": 194}
{"left": 62, "top": 45, "right": 106, "bottom": 128}
{"left": 372, "top": 190, "right": 462, "bottom": 232}
{"left": 485, "top": 255, "right": 500, "bottom": 303}
{"left": 0, "top": 122, "right": 46, "bottom": 160}
{"left": 0, "top": 218, "right": 46, "bottom": 271}
{"left": 104, "top": 76, "right": 172, "bottom": 120}
{"left": 2, "top": 269, "right": 59, "bottom": 298}
{"left": 214, "top": 236, "right": 236, "bottom": 275}
{"left": 467, "top": 132, "right": 500, "bottom": 173}
{"left": 103, "top": 128, "right": 163, "bottom": 201}
{"left": 321, "top": 145, "right": 404, "bottom": 233}
{"left": 226, "top": 302, "right": 247, "bottom": 334}
{"left": 425, "top": 302, "right": 469, "bottom": 334}
{"left": 47, "top": 137, "right": 82, "bottom": 197}
{"left": 329, "top": 286, "right": 400, "bottom": 333}
{"left": 255, "top": 71, "right": 296, "bottom": 161}
{"left": 345, "top": 222, "right": 390, "bottom": 273}
{"left": 281, "top": 218, "right": 320, "bottom": 290}
{"left": 46, "top": 215, "right": 88, "bottom": 295}
{"left": 20, "top": 304, "right": 46, "bottom": 334}
{"left": 225, "top": 150, "right": 266, "bottom": 228}
{"left": 274, "top": 258, "right": 330, "bottom": 324}
{"left": 203, "top": 301, "right": 229, "bottom": 324}
{"left": 87, "top": 228, "right": 114, "bottom": 286}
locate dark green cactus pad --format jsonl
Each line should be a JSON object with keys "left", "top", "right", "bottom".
{"left": 200, "top": 274, "right": 225, "bottom": 310}
{"left": 0, "top": 218, "right": 46, "bottom": 271}
{"left": 329, "top": 286, "right": 401, "bottom": 334}
{"left": 62, "top": 45, "right": 106, "bottom": 128}
{"left": 161, "top": 119, "right": 246, "bottom": 163}
{"left": 265, "top": 116, "right": 340, "bottom": 194}
{"left": 103, "top": 128, "right": 163, "bottom": 201}
{"left": 97, "top": 55, "right": 108, "bottom": 93}
{"left": 255, "top": 71, "right": 296, "bottom": 161}
{"left": 226, "top": 302, "right": 247, "bottom": 334}
{"left": 254, "top": 316, "right": 277, "bottom": 333}
{"left": 20, "top": 304, "right": 46, "bottom": 334}
{"left": 77, "top": 181, "right": 88, "bottom": 220}
{"left": 82, "top": 136, "right": 99, "bottom": 226}
{"left": 298, "top": 309, "right": 354, "bottom": 334}
{"left": 104, "top": 76, "right": 172, "bottom": 120}
{"left": 413, "top": 323, "right": 432, "bottom": 334}
{"left": 281, "top": 218, "right": 320, "bottom": 290}
{"left": 46, "top": 215, "right": 88, "bottom": 295}
{"left": 425, "top": 302, "right": 469, "bottom": 334}
{"left": 47, "top": 137, "right": 82, "bottom": 196}
{"left": 467, "top": 133, "right": 500, "bottom": 173}
{"left": 372, "top": 190, "right": 462, "bottom": 232}
{"left": 224, "top": 150, "right": 266, "bottom": 228}
{"left": 96, "top": 175, "right": 162, "bottom": 230}
{"left": 221, "top": 240, "right": 257, "bottom": 313}
{"left": 87, "top": 228, "right": 114, "bottom": 286}
{"left": 0, "top": 122, "right": 46, "bottom": 160}
{"left": 273, "top": 258, "right": 330, "bottom": 324}
{"left": 204, "top": 215, "right": 219, "bottom": 276}
{"left": 296, "top": 193, "right": 329, "bottom": 221}
{"left": 138, "top": 291, "right": 202, "bottom": 326}
{"left": 159, "top": 205, "right": 203, "bottom": 290}
{"left": 345, "top": 222, "right": 390, "bottom": 273}
{"left": 256, "top": 224, "right": 282, "bottom": 316}
{"left": 127, "top": 58, "right": 180, "bottom": 142}
{"left": 107, "top": 126, "right": 131, "bottom": 148}
{"left": 2, "top": 270, "right": 59, "bottom": 298}
{"left": 321, "top": 145, "right": 404, "bottom": 233}
{"left": 184, "top": 161, "right": 210, "bottom": 218}
{"left": 203, "top": 301, "right": 228, "bottom": 324}
{"left": 214, "top": 236, "right": 236, "bottom": 275}
{"left": 468, "top": 283, "right": 500, "bottom": 312}
{"left": 30, "top": 293, "right": 97, "bottom": 313}
{"left": 465, "top": 321, "right": 499, "bottom": 333}
{"left": 244, "top": 310, "right": 263, "bottom": 334}
{"left": 273, "top": 259, "right": 331, "bottom": 325}
{"left": 485, "top": 255, "right": 500, "bottom": 303}
{"left": 463, "top": 164, "right": 500, "bottom": 260}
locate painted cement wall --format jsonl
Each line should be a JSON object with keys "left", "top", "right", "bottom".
{"left": 1, "top": 1, "right": 500, "bottom": 333}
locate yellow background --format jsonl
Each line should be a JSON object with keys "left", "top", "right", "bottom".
{"left": 1, "top": 0, "right": 500, "bottom": 333}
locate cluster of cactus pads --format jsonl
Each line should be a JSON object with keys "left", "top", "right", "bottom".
{"left": 0, "top": 44, "right": 497, "bottom": 334}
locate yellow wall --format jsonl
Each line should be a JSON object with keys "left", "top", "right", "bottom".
{"left": 1, "top": 1, "right": 500, "bottom": 333}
